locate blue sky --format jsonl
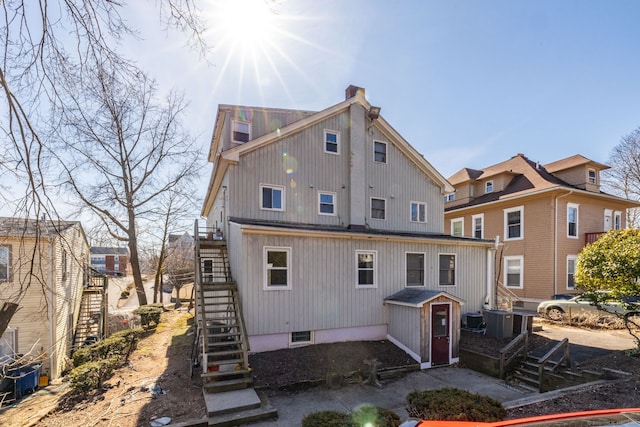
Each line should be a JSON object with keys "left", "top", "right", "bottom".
{"left": 129, "top": 0, "right": 640, "bottom": 183}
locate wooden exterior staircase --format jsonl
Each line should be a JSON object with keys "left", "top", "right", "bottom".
{"left": 193, "top": 221, "right": 277, "bottom": 425}
{"left": 72, "top": 272, "right": 108, "bottom": 350}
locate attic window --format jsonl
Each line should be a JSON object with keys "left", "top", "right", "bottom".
{"left": 232, "top": 119, "right": 251, "bottom": 143}
{"left": 588, "top": 169, "right": 597, "bottom": 184}
{"left": 485, "top": 180, "right": 494, "bottom": 193}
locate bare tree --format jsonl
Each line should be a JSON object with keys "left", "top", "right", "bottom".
{"left": 604, "top": 127, "right": 640, "bottom": 228}
{"left": 52, "top": 64, "right": 202, "bottom": 306}
{"left": 0, "top": 0, "right": 207, "bottom": 329}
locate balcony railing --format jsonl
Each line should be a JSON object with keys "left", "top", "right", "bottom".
{"left": 585, "top": 232, "right": 606, "bottom": 245}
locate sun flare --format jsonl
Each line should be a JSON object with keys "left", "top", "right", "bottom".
{"left": 214, "top": 0, "right": 280, "bottom": 50}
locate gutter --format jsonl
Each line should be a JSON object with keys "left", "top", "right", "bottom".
{"left": 554, "top": 191, "right": 573, "bottom": 297}
{"left": 48, "top": 234, "right": 56, "bottom": 379}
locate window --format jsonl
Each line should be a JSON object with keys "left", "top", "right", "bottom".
{"left": 588, "top": 168, "right": 597, "bottom": 184}
{"left": 567, "top": 203, "right": 579, "bottom": 238}
{"left": 232, "top": 119, "right": 251, "bottom": 143}
{"left": 406, "top": 253, "right": 425, "bottom": 286}
{"left": 614, "top": 211, "right": 622, "bottom": 230}
{"left": 324, "top": 130, "right": 339, "bottom": 154}
{"left": 567, "top": 256, "right": 577, "bottom": 290}
{"left": 373, "top": 141, "right": 387, "bottom": 163}
{"left": 290, "top": 331, "right": 313, "bottom": 345}
{"left": 472, "top": 214, "right": 484, "bottom": 239}
{"left": 264, "top": 247, "right": 290, "bottom": 289}
{"left": 318, "top": 192, "right": 336, "bottom": 215}
{"left": 356, "top": 250, "right": 376, "bottom": 288}
{"left": 370, "top": 198, "right": 386, "bottom": 220}
{"left": 410, "top": 202, "right": 426, "bottom": 223}
{"left": 439, "top": 254, "right": 456, "bottom": 286}
{"left": 260, "top": 184, "right": 285, "bottom": 211}
{"left": 485, "top": 180, "right": 494, "bottom": 193}
{"left": 504, "top": 206, "right": 523, "bottom": 240}
{"left": 0, "top": 246, "right": 9, "bottom": 281}
{"left": 450, "top": 218, "right": 463, "bottom": 237}
{"left": 604, "top": 209, "right": 613, "bottom": 231}
{"left": 444, "top": 192, "right": 455, "bottom": 202}
{"left": 61, "top": 250, "right": 68, "bottom": 281}
{"left": 0, "top": 328, "right": 17, "bottom": 359}
{"left": 504, "top": 256, "right": 523, "bottom": 288}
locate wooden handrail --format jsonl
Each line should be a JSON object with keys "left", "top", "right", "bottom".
{"left": 538, "top": 338, "right": 571, "bottom": 386}
{"left": 498, "top": 331, "right": 528, "bottom": 379}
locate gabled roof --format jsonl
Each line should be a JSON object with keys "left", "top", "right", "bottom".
{"left": 384, "top": 288, "right": 465, "bottom": 307}
{"left": 544, "top": 154, "right": 610, "bottom": 173}
{"left": 202, "top": 90, "right": 454, "bottom": 216}
{"left": 90, "top": 247, "right": 129, "bottom": 255}
{"left": 446, "top": 153, "right": 639, "bottom": 211}
{"left": 0, "top": 217, "right": 80, "bottom": 238}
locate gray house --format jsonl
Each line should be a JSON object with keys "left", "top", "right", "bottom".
{"left": 198, "top": 86, "right": 495, "bottom": 371}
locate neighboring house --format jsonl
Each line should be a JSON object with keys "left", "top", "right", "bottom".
{"left": 444, "top": 153, "right": 640, "bottom": 311}
{"left": 168, "top": 232, "right": 194, "bottom": 250}
{"left": 90, "top": 247, "right": 128, "bottom": 276}
{"left": 0, "top": 217, "right": 89, "bottom": 380}
{"left": 199, "top": 86, "right": 495, "bottom": 368}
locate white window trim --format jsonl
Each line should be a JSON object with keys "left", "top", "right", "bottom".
{"left": 323, "top": 129, "right": 340, "bottom": 155}
{"left": 410, "top": 201, "right": 427, "bottom": 223}
{"left": 289, "top": 330, "right": 314, "bottom": 347}
{"left": 0, "top": 245, "right": 10, "bottom": 282}
{"left": 373, "top": 140, "right": 387, "bottom": 164}
{"left": 504, "top": 206, "right": 524, "bottom": 241}
{"left": 567, "top": 203, "right": 579, "bottom": 239}
{"left": 263, "top": 246, "right": 291, "bottom": 290}
{"left": 566, "top": 255, "right": 577, "bottom": 290}
{"left": 318, "top": 191, "right": 336, "bottom": 216}
{"left": 231, "top": 119, "right": 251, "bottom": 144}
{"left": 259, "top": 184, "right": 286, "bottom": 212}
{"left": 438, "top": 253, "right": 456, "bottom": 287}
{"left": 504, "top": 255, "right": 524, "bottom": 289}
{"left": 444, "top": 192, "right": 455, "bottom": 202}
{"left": 370, "top": 197, "right": 386, "bottom": 221}
{"left": 405, "top": 252, "right": 426, "bottom": 287}
{"left": 471, "top": 214, "right": 484, "bottom": 239}
{"left": 355, "top": 250, "right": 377, "bottom": 289}
{"left": 485, "top": 180, "right": 494, "bottom": 193}
{"left": 614, "top": 211, "right": 622, "bottom": 230}
{"left": 450, "top": 217, "right": 464, "bottom": 237}
{"left": 588, "top": 168, "right": 597, "bottom": 184}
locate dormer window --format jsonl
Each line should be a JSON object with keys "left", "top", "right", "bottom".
{"left": 588, "top": 169, "right": 597, "bottom": 184}
{"left": 232, "top": 119, "right": 251, "bottom": 143}
{"left": 444, "top": 192, "right": 455, "bottom": 202}
{"left": 485, "top": 180, "right": 494, "bottom": 193}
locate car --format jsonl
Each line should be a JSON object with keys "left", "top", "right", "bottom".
{"left": 404, "top": 408, "right": 640, "bottom": 427}
{"left": 537, "top": 293, "right": 638, "bottom": 321}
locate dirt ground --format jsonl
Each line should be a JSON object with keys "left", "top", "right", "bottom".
{"left": 2, "top": 311, "right": 640, "bottom": 426}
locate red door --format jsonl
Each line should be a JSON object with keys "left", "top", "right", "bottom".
{"left": 431, "top": 304, "right": 450, "bottom": 366}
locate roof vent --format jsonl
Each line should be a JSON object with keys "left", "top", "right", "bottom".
{"left": 345, "top": 85, "right": 365, "bottom": 100}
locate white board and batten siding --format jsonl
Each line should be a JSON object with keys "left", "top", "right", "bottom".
{"left": 228, "top": 224, "right": 490, "bottom": 352}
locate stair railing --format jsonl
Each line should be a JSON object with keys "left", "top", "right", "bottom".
{"left": 537, "top": 338, "right": 571, "bottom": 388}
{"left": 498, "top": 331, "right": 528, "bottom": 379}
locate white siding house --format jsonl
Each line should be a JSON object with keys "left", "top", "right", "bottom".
{"left": 200, "top": 86, "right": 495, "bottom": 367}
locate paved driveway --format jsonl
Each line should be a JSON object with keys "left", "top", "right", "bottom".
{"left": 533, "top": 322, "right": 637, "bottom": 363}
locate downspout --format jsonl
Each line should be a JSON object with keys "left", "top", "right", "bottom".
{"left": 48, "top": 236, "right": 56, "bottom": 379}
{"left": 554, "top": 191, "right": 573, "bottom": 297}
{"left": 485, "top": 236, "right": 499, "bottom": 310}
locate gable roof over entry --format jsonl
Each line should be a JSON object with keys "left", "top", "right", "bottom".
{"left": 384, "top": 288, "right": 465, "bottom": 308}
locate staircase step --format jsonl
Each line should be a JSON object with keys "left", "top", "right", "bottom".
{"left": 202, "top": 368, "right": 251, "bottom": 379}
{"left": 208, "top": 349, "right": 244, "bottom": 358}
{"left": 203, "top": 376, "right": 253, "bottom": 393}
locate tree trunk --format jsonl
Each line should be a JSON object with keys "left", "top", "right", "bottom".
{"left": 127, "top": 219, "right": 148, "bottom": 306}
{"left": 0, "top": 302, "right": 19, "bottom": 338}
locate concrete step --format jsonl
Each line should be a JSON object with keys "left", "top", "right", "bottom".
{"left": 203, "top": 388, "right": 261, "bottom": 417}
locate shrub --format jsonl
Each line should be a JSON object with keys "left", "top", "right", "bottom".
{"left": 120, "top": 289, "right": 130, "bottom": 299}
{"left": 302, "top": 410, "right": 355, "bottom": 427}
{"left": 135, "top": 304, "right": 163, "bottom": 329}
{"left": 68, "top": 356, "right": 120, "bottom": 393}
{"left": 351, "top": 404, "right": 401, "bottom": 427}
{"left": 72, "top": 328, "right": 144, "bottom": 367}
{"left": 406, "top": 388, "right": 506, "bottom": 422}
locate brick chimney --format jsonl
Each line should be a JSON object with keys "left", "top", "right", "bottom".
{"left": 345, "top": 85, "right": 365, "bottom": 100}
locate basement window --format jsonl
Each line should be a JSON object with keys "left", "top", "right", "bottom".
{"left": 290, "top": 331, "right": 313, "bottom": 345}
